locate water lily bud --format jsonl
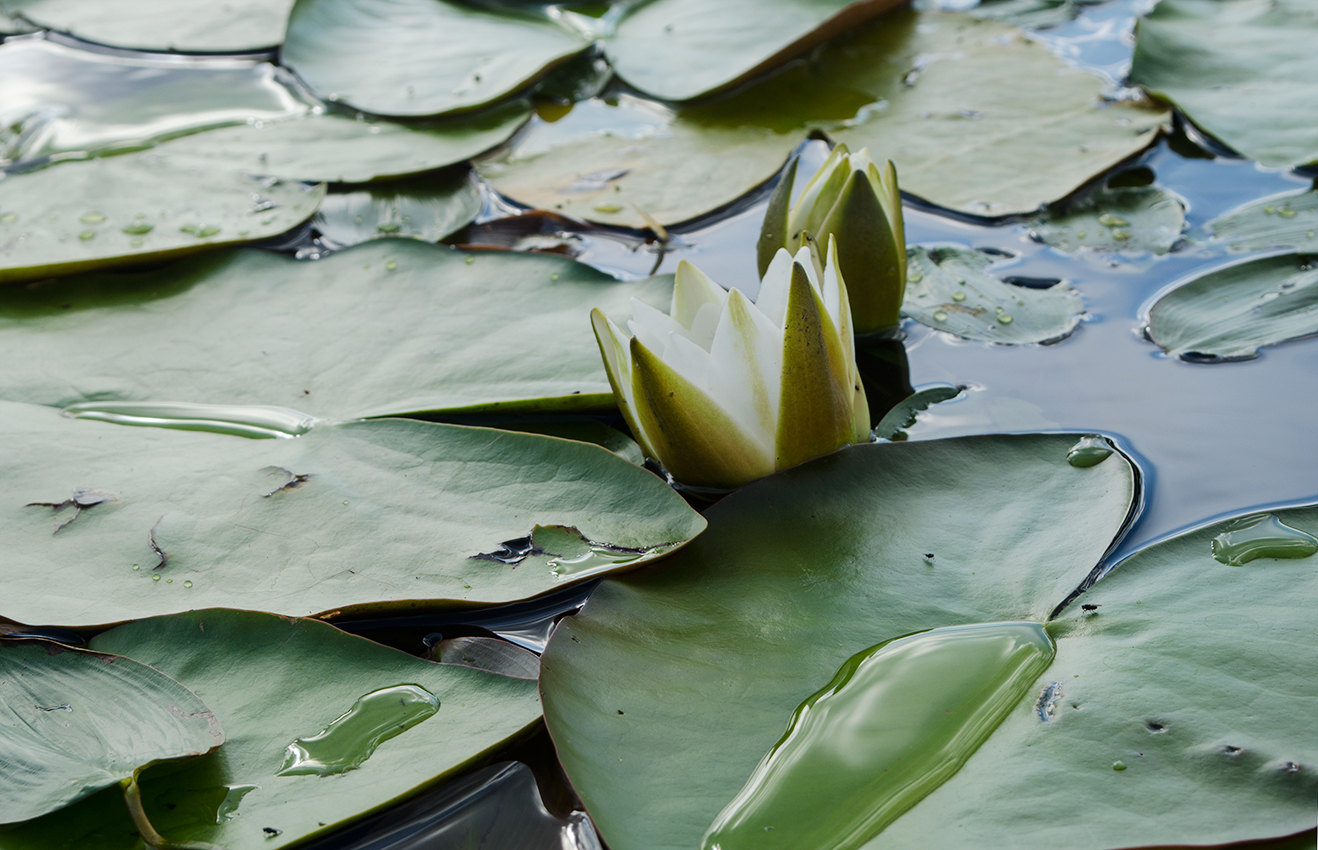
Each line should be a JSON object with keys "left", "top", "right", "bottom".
{"left": 758, "top": 144, "right": 906, "bottom": 334}
{"left": 592, "top": 238, "right": 870, "bottom": 490}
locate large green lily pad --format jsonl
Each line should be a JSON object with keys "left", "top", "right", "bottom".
{"left": 0, "top": 640, "right": 221, "bottom": 824}
{"left": 0, "top": 402, "right": 704, "bottom": 627}
{"left": 9, "top": 609, "right": 538, "bottom": 850}
{"left": 282, "top": 0, "right": 588, "bottom": 117}
{"left": 1206, "top": 189, "right": 1318, "bottom": 253}
{"left": 0, "top": 39, "right": 310, "bottom": 168}
{"left": 540, "top": 434, "right": 1138, "bottom": 850}
{"left": 481, "top": 9, "right": 1167, "bottom": 227}
{"left": 0, "top": 240, "right": 671, "bottom": 417}
{"left": 1130, "top": 0, "right": 1318, "bottom": 168}
{"left": 313, "top": 169, "right": 483, "bottom": 248}
{"left": 0, "top": 0, "right": 294, "bottom": 51}
{"left": 903, "top": 247, "right": 1085, "bottom": 344}
{"left": 608, "top": 0, "right": 905, "bottom": 102}
{"left": 1146, "top": 253, "right": 1318, "bottom": 359}
{"left": 542, "top": 436, "right": 1317, "bottom": 848}
{"left": 0, "top": 153, "right": 323, "bottom": 285}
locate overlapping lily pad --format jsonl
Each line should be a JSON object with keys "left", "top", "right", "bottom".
{"left": 1031, "top": 184, "right": 1185, "bottom": 255}
{"left": 0, "top": 240, "right": 671, "bottom": 417}
{"left": 0, "top": 609, "right": 542, "bottom": 849}
{"left": 541, "top": 436, "right": 1318, "bottom": 848}
{"left": 1130, "top": 0, "right": 1318, "bottom": 168}
{"left": 1, "top": 401, "right": 704, "bottom": 627}
{"left": 1146, "top": 253, "right": 1318, "bottom": 359}
{"left": 0, "top": 153, "right": 324, "bottom": 284}
{"left": 1206, "top": 189, "right": 1318, "bottom": 253}
{"left": 903, "top": 247, "right": 1085, "bottom": 344}
{"left": 540, "top": 434, "right": 1138, "bottom": 850}
{"left": 0, "top": 0, "right": 294, "bottom": 51}
{"left": 482, "top": 9, "right": 1167, "bottom": 227}
{"left": 283, "top": 0, "right": 588, "bottom": 117}
{"left": 0, "top": 640, "right": 221, "bottom": 824}
{"left": 313, "top": 169, "right": 483, "bottom": 248}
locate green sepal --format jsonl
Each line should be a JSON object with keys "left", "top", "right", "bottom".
{"left": 775, "top": 262, "right": 855, "bottom": 470}
{"left": 757, "top": 157, "right": 798, "bottom": 279}
{"left": 820, "top": 169, "right": 904, "bottom": 333}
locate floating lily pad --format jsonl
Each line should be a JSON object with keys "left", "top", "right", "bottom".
{"left": 608, "top": 0, "right": 905, "bottom": 101}
{"left": 481, "top": 9, "right": 1166, "bottom": 227}
{"left": 1206, "top": 189, "right": 1318, "bottom": 253}
{"left": 0, "top": 240, "right": 671, "bottom": 417}
{"left": 1130, "top": 0, "right": 1318, "bottom": 168}
{"left": 283, "top": 0, "right": 588, "bottom": 117}
{"left": 0, "top": 402, "right": 704, "bottom": 627}
{"left": 964, "top": 0, "right": 1082, "bottom": 28}
{"left": 0, "top": 0, "right": 294, "bottom": 51}
{"left": 903, "top": 247, "right": 1085, "bottom": 344}
{"left": 66, "top": 609, "right": 540, "bottom": 850}
{"left": 873, "top": 504, "right": 1318, "bottom": 847}
{"left": 150, "top": 102, "right": 530, "bottom": 184}
{"left": 0, "top": 39, "right": 310, "bottom": 169}
{"left": 1146, "top": 253, "right": 1318, "bottom": 360}
{"left": 874, "top": 384, "right": 963, "bottom": 441}
{"left": 1031, "top": 184, "right": 1185, "bottom": 254}
{"left": 0, "top": 640, "right": 221, "bottom": 824}
{"left": 313, "top": 169, "right": 483, "bottom": 248}
{"left": 540, "top": 434, "right": 1138, "bottom": 850}
{"left": 0, "top": 154, "right": 323, "bottom": 285}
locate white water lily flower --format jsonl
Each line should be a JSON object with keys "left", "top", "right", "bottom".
{"left": 758, "top": 143, "right": 906, "bottom": 334}
{"left": 591, "top": 238, "right": 870, "bottom": 490}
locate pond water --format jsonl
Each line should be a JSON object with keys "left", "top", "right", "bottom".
{"left": 2, "top": 0, "right": 1315, "bottom": 847}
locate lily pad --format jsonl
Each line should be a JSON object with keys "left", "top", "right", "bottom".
{"left": 1031, "top": 184, "right": 1185, "bottom": 254}
{"left": 0, "top": 240, "right": 672, "bottom": 417}
{"left": 147, "top": 102, "right": 531, "bottom": 184}
{"left": 1130, "top": 0, "right": 1318, "bottom": 168}
{"left": 0, "top": 640, "right": 221, "bottom": 824}
{"left": 0, "top": 153, "right": 324, "bottom": 285}
{"left": 0, "top": 401, "right": 704, "bottom": 627}
{"left": 607, "top": 0, "right": 905, "bottom": 102}
{"left": 1146, "top": 253, "right": 1318, "bottom": 360}
{"left": 873, "top": 504, "right": 1318, "bottom": 847}
{"left": 0, "top": 39, "right": 310, "bottom": 169}
{"left": 0, "top": 0, "right": 294, "bottom": 51}
{"left": 313, "top": 169, "right": 483, "bottom": 248}
{"left": 1206, "top": 189, "right": 1318, "bottom": 253}
{"left": 964, "top": 0, "right": 1082, "bottom": 28}
{"left": 903, "top": 246, "right": 1085, "bottom": 344}
{"left": 539, "top": 434, "right": 1138, "bottom": 850}
{"left": 873, "top": 384, "right": 963, "bottom": 441}
{"left": 282, "top": 0, "right": 588, "bottom": 117}
{"left": 481, "top": 9, "right": 1167, "bottom": 227}
{"left": 79, "top": 609, "right": 542, "bottom": 850}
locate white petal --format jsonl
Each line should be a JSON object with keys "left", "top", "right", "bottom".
{"left": 756, "top": 248, "right": 795, "bottom": 327}
{"left": 708, "top": 288, "right": 782, "bottom": 453}
{"left": 672, "top": 260, "right": 728, "bottom": 329}
{"left": 627, "top": 297, "right": 684, "bottom": 354}
{"left": 661, "top": 331, "right": 712, "bottom": 393}
{"left": 688, "top": 301, "right": 722, "bottom": 351}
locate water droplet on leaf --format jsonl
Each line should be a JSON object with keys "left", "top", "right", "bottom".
{"left": 1210, "top": 514, "right": 1318, "bottom": 566}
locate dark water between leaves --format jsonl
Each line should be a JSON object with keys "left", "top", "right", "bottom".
{"left": 4, "top": 0, "right": 1317, "bottom": 846}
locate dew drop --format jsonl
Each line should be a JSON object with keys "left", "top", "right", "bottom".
{"left": 277, "top": 685, "right": 439, "bottom": 777}
{"left": 952, "top": 291, "right": 967, "bottom": 302}
{"left": 1279, "top": 209, "right": 1297, "bottom": 218}
{"left": 1264, "top": 206, "right": 1276, "bottom": 215}
{"left": 131, "top": 564, "right": 140, "bottom": 571}
{"left": 551, "top": 273, "right": 560, "bottom": 281}
{"left": 1097, "top": 214, "right": 1128, "bottom": 227}
{"left": 933, "top": 310, "right": 948, "bottom": 322}
{"left": 216, "top": 784, "right": 258, "bottom": 822}
{"left": 376, "top": 222, "right": 401, "bottom": 233}
{"left": 385, "top": 261, "right": 397, "bottom": 271}
{"left": 1067, "top": 435, "right": 1113, "bottom": 468}
{"left": 0, "top": 212, "right": 17, "bottom": 223}
{"left": 997, "top": 313, "right": 1013, "bottom": 324}
{"left": 183, "top": 580, "right": 193, "bottom": 588}
{"left": 464, "top": 255, "right": 475, "bottom": 264}
{"left": 78, "top": 230, "right": 95, "bottom": 241}
{"left": 1112, "top": 761, "right": 1127, "bottom": 771}
{"left": 122, "top": 221, "right": 154, "bottom": 235}
{"left": 593, "top": 204, "right": 623, "bottom": 213}
{"left": 79, "top": 212, "right": 106, "bottom": 224}
{"left": 151, "top": 574, "right": 161, "bottom": 582}
{"left": 1210, "top": 514, "right": 1318, "bottom": 566}
{"left": 907, "top": 273, "right": 922, "bottom": 283}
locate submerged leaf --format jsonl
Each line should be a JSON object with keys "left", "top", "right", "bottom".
{"left": 0, "top": 240, "right": 671, "bottom": 418}
{"left": 0, "top": 641, "right": 221, "bottom": 824}
{"left": 1146, "top": 253, "right": 1318, "bottom": 360}
{"left": 1130, "top": 0, "right": 1318, "bottom": 168}
{"left": 0, "top": 402, "right": 704, "bottom": 626}
{"left": 0, "top": 0, "right": 293, "bottom": 51}
{"left": 902, "top": 247, "right": 1084, "bottom": 344}
{"left": 0, "top": 154, "right": 324, "bottom": 285}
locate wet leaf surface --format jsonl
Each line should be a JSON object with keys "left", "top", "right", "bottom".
{"left": 0, "top": 640, "right": 221, "bottom": 824}
{"left": 283, "top": 0, "right": 588, "bottom": 117}
{"left": 902, "top": 246, "right": 1085, "bottom": 344}
{"left": 1130, "top": 0, "right": 1318, "bottom": 168}
{"left": 1206, "top": 189, "right": 1318, "bottom": 253}
{"left": 313, "top": 169, "right": 483, "bottom": 248}
{"left": 540, "top": 434, "right": 1138, "bottom": 850}
{"left": 1031, "top": 184, "right": 1185, "bottom": 255}
{"left": 0, "top": 402, "right": 704, "bottom": 626}
{"left": 0, "top": 154, "right": 323, "bottom": 284}
{"left": 0, "top": 0, "right": 293, "bottom": 51}
{"left": 66, "top": 609, "right": 541, "bottom": 850}
{"left": 1146, "top": 253, "right": 1318, "bottom": 360}
{"left": 0, "top": 240, "right": 671, "bottom": 418}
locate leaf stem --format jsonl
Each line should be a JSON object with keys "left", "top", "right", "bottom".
{"left": 122, "top": 773, "right": 228, "bottom": 850}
